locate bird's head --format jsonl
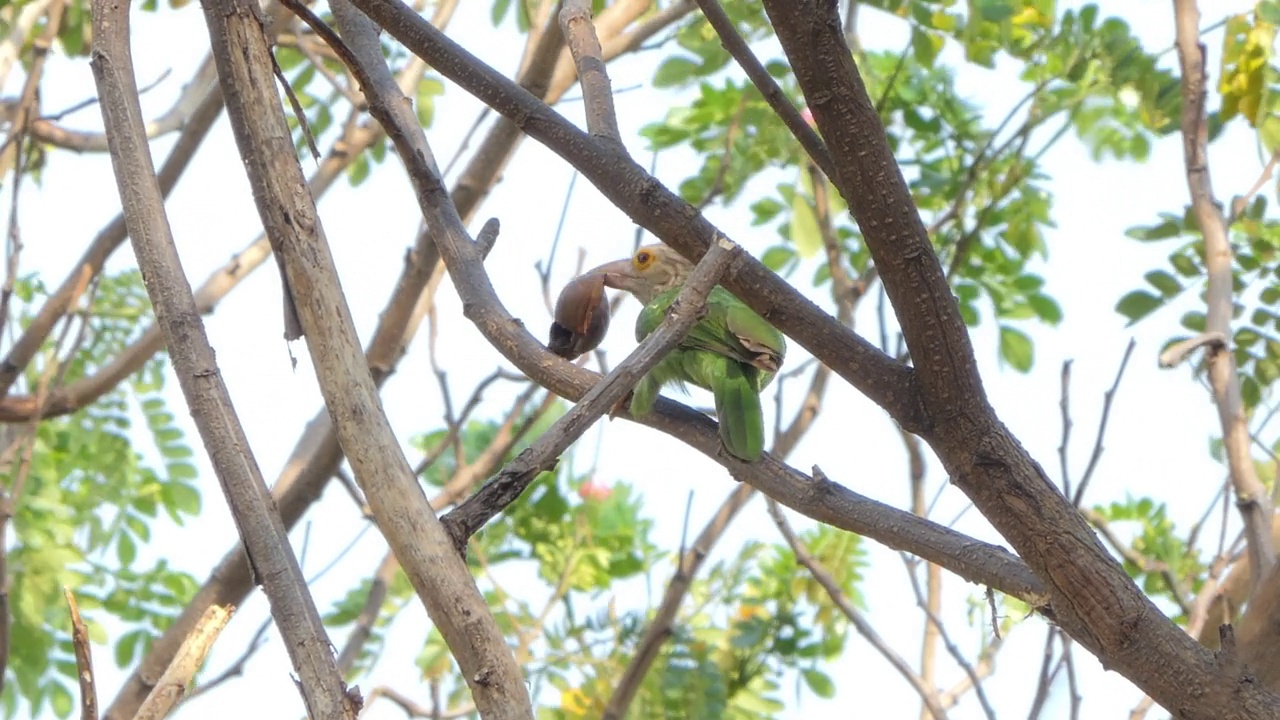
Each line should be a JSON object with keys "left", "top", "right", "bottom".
{"left": 586, "top": 244, "right": 693, "bottom": 305}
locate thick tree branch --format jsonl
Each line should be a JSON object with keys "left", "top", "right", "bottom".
{"left": 103, "top": 3, "right": 618, "bottom": 714}
{"left": 758, "top": 2, "right": 1280, "bottom": 717}
{"left": 1171, "top": 0, "right": 1275, "bottom": 589}
{"left": 89, "top": 2, "right": 355, "bottom": 716}
{"left": 201, "top": 0, "right": 532, "bottom": 713}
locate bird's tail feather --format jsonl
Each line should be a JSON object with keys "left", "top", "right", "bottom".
{"left": 713, "top": 363, "right": 764, "bottom": 462}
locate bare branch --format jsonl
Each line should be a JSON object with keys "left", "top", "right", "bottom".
{"left": 559, "top": 0, "right": 622, "bottom": 146}
{"left": 0, "top": 63, "right": 223, "bottom": 402}
{"left": 361, "top": 686, "right": 475, "bottom": 719}
{"left": 180, "top": 616, "right": 273, "bottom": 703}
{"left": 267, "top": 0, "right": 530, "bottom": 713}
{"left": 91, "top": 2, "right": 356, "bottom": 715}
{"left": 17, "top": 57, "right": 220, "bottom": 154}
{"left": 1073, "top": 338, "right": 1136, "bottom": 506}
{"left": 755, "top": 3, "right": 1271, "bottom": 714}
{"left": 1171, "top": 0, "right": 1275, "bottom": 590}
{"left": 103, "top": 4, "right": 566, "bottom": 715}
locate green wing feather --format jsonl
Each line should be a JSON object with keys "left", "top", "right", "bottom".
{"left": 631, "top": 285, "right": 784, "bottom": 462}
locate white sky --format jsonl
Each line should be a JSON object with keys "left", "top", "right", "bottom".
{"left": 6, "top": 0, "right": 1272, "bottom": 718}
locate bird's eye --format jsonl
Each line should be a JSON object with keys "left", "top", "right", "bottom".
{"left": 635, "top": 250, "right": 652, "bottom": 267}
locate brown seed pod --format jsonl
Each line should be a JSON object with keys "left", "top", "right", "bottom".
{"left": 547, "top": 273, "right": 610, "bottom": 359}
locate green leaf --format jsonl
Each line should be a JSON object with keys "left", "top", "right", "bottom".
{"left": 490, "top": 0, "right": 510, "bottom": 25}
{"left": 1029, "top": 294, "right": 1063, "bottom": 324}
{"left": 1125, "top": 219, "right": 1182, "bottom": 241}
{"left": 911, "top": 28, "right": 941, "bottom": 66}
{"left": 761, "top": 245, "right": 796, "bottom": 273}
{"left": 789, "top": 192, "right": 822, "bottom": 258}
{"left": 999, "top": 325, "right": 1034, "bottom": 372}
{"left": 1144, "top": 270, "right": 1182, "bottom": 297}
{"left": 976, "top": 0, "right": 1015, "bottom": 22}
{"left": 416, "top": 77, "right": 445, "bottom": 128}
{"left": 802, "top": 668, "right": 836, "bottom": 699}
{"left": 47, "top": 681, "right": 73, "bottom": 719}
{"left": 1261, "top": 1, "right": 1280, "bottom": 24}
{"left": 117, "top": 533, "right": 136, "bottom": 567}
{"left": 653, "top": 56, "right": 699, "bottom": 88}
{"left": 1116, "top": 290, "right": 1163, "bottom": 324}
{"left": 162, "top": 483, "right": 201, "bottom": 517}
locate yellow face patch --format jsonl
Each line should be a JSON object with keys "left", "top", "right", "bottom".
{"left": 632, "top": 248, "right": 656, "bottom": 272}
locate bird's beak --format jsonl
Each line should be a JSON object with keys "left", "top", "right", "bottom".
{"left": 584, "top": 259, "right": 640, "bottom": 294}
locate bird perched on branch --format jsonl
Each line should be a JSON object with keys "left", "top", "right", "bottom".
{"left": 585, "top": 244, "right": 786, "bottom": 462}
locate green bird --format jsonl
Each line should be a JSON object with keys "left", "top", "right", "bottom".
{"left": 586, "top": 244, "right": 787, "bottom": 462}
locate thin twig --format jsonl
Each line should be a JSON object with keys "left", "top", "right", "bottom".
{"left": 1072, "top": 338, "right": 1136, "bottom": 506}
{"left": 693, "top": 0, "right": 837, "bottom": 179}
{"left": 899, "top": 553, "right": 997, "bottom": 720}
{"left": 773, "top": 500, "right": 951, "bottom": 720}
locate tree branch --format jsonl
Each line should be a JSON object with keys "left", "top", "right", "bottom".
{"left": 259, "top": 0, "right": 528, "bottom": 713}
{"left": 1171, "top": 0, "right": 1275, "bottom": 590}
{"left": 90, "top": 2, "right": 355, "bottom": 716}
{"left": 752, "top": 3, "right": 1280, "bottom": 716}
{"left": 104, "top": 3, "right": 596, "bottom": 714}
{"left": 559, "top": 0, "right": 622, "bottom": 146}
{"left": 0, "top": 62, "right": 224, "bottom": 401}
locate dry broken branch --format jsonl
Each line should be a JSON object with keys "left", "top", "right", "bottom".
{"left": 133, "top": 605, "right": 234, "bottom": 720}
